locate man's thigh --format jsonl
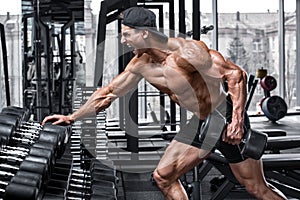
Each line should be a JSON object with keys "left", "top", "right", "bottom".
{"left": 156, "top": 140, "right": 210, "bottom": 179}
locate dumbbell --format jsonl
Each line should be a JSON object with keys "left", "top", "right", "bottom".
{"left": 0, "top": 168, "right": 46, "bottom": 199}
{"left": 1, "top": 109, "right": 42, "bottom": 128}
{"left": 0, "top": 119, "right": 40, "bottom": 146}
{"left": 69, "top": 174, "right": 116, "bottom": 189}
{"left": 67, "top": 186, "right": 117, "bottom": 200}
{"left": 90, "top": 159, "right": 116, "bottom": 172}
{"left": 51, "top": 157, "right": 116, "bottom": 185}
{"left": 261, "top": 95, "right": 287, "bottom": 122}
{"left": 259, "top": 75, "right": 287, "bottom": 122}
{"left": 42, "top": 185, "right": 67, "bottom": 200}
{"left": 70, "top": 166, "right": 117, "bottom": 183}
{"left": 0, "top": 147, "right": 27, "bottom": 158}
{"left": 238, "top": 128, "right": 267, "bottom": 160}
{"left": 46, "top": 170, "right": 116, "bottom": 200}
{"left": 200, "top": 110, "right": 268, "bottom": 160}
{"left": 30, "top": 124, "right": 67, "bottom": 152}
{"left": 0, "top": 122, "right": 66, "bottom": 159}
{"left": 0, "top": 113, "right": 22, "bottom": 128}
{"left": 71, "top": 164, "right": 117, "bottom": 199}
{"left": 0, "top": 170, "right": 42, "bottom": 192}
{"left": 0, "top": 154, "right": 50, "bottom": 181}
{"left": 0, "top": 123, "right": 53, "bottom": 150}
{"left": 42, "top": 123, "right": 71, "bottom": 157}
{"left": 0, "top": 148, "right": 57, "bottom": 198}
{"left": 47, "top": 179, "right": 90, "bottom": 199}
{"left": 0, "top": 144, "right": 29, "bottom": 153}
{"left": 0, "top": 139, "right": 53, "bottom": 178}
{"left": 0, "top": 123, "right": 39, "bottom": 145}
{"left": 1, "top": 106, "right": 30, "bottom": 122}
{"left": 260, "top": 75, "right": 277, "bottom": 93}
{"left": 89, "top": 194, "right": 117, "bottom": 200}
{"left": 36, "top": 124, "right": 69, "bottom": 159}
{"left": 0, "top": 148, "right": 52, "bottom": 187}
{"left": 0, "top": 110, "right": 42, "bottom": 134}
{"left": 0, "top": 181, "right": 40, "bottom": 200}
{"left": 66, "top": 161, "right": 118, "bottom": 185}
{"left": 43, "top": 123, "right": 70, "bottom": 143}
{"left": 41, "top": 160, "right": 76, "bottom": 199}
{"left": 91, "top": 185, "right": 117, "bottom": 199}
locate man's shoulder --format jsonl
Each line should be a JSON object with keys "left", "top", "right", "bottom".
{"left": 170, "top": 37, "right": 209, "bottom": 51}
{"left": 126, "top": 54, "right": 152, "bottom": 72}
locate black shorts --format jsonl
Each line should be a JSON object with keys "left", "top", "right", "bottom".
{"left": 174, "top": 99, "right": 250, "bottom": 164}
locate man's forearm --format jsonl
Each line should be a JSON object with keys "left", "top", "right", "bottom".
{"left": 69, "top": 101, "right": 98, "bottom": 122}
{"left": 70, "top": 87, "right": 114, "bottom": 122}
{"left": 228, "top": 71, "right": 247, "bottom": 125}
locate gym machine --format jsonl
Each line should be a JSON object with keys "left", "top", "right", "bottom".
{"left": 22, "top": 0, "right": 82, "bottom": 121}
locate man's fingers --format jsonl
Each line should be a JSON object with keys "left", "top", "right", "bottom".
{"left": 41, "top": 115, "right": 59, "bottom": 125}
{"left": 41, "top": 116, "right": 51, "bottom": 125}
{"left": 52, "top": 120, "right": 60, "bottom": 125}
{"left": 223, "top": 133, "right": 242, "bottom": 145}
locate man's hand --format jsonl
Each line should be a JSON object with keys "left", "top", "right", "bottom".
{"left": 41, "top": 114, "right": 74, "bottom": 126}
{"left": 222, "top": 121, "right": 244, "bottom": 145}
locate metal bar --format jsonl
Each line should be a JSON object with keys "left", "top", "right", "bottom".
{"left": 296, "top": 0, "right": 300, "bottom": 106}
{"left": 118, "top": 13, "right": 125, "bottom": 130}
{"left": 210, "top": 179, "right": 235, "bottom": 200}
{"left": 68, "top": 22, "right": 76, "bottom": 114}
{"left": 34, "top": 0, "right": 43, "bottom": 121}
{"left": 178, "top": 0, "right": 187, "bottom": 127}
{"left": 212, "top": 0, "right": 218, "bottom": 50}
{"left": 169, "top": 0, "right": 176, "bottom": 131}
{"left": 278, "top": 0, "right": 286, "bottom": 98}
{"left": 193, "top": 0, "right": 200, "bottom": 40}
{"left": 179, "top": 0, "right": 186, "bottom": 37}
{"left": 70, "top": 24, "right": 76, "bottom": 81}
{"left": 0, "top": 24, "right": 10, "bottom": 106}
{"left": 169, "top": 0, "right": 175, "bottom": 37}
{"left": 38, "top": 20, "right": 52, "bottom": 113}
{"left": 22, "top": 15, "right": 30, "bottom": 108}
{"left": 59, "top": 15, "right": 75, "bottom": 114}
{"left": 158, "top": 5, "right": 166, "bottom": 126}
{"left": 125, "top": 89, "right": 139, "bottom": 153}
{"left": 94, "top": 1, "right": 108, "bottom": 87}
{"left": 143, "top": 4, "right": 166, "bottom": 127}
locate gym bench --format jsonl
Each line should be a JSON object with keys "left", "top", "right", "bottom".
{"left": 197, "top": 135, "right": 300, "bottom": 200}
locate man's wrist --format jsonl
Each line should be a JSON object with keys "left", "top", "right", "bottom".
{"left": 68, "top": 115, "right": 75, "bottom": 124}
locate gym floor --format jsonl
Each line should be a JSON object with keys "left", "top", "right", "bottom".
{"left": 114, "top": 114, "right": 300, "bottom": 200}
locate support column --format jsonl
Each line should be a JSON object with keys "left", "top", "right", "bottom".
{"left": 212, "top": 0, "right": 218, "bottom": 50}
{"left": 296, "top": 0, "right": 300, "bottom": 107}
{"left": 279, "top": 0, "right": 286, "bottom": 98}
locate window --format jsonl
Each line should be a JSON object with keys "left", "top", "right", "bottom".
{"left": 217, "top": 0, "right": 280, "bottom": 113}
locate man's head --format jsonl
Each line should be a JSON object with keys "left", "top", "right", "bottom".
{"left": 121, "top": 7, "right": 168, "bottom": 43}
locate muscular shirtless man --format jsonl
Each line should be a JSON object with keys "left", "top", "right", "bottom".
{"left": 42, "top": 7, "right": 287, "bottom": 200}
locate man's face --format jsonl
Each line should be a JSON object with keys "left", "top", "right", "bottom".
{"left": 121, "top": 24, "right": 147, "bottom": 52}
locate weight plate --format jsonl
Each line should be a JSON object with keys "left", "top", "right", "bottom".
{"left": 261, "top": 96, "right": 287, "bottom": 122}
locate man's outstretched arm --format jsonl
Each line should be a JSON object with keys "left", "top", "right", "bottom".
{"left": 42, "top": 68, "right": 143, "bottom": 125}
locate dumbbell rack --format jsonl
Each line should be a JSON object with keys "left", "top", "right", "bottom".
{"left": 0, "top": 101, "right": 119, "bottom": 199}
{"left": 0, "top": 106, "right": 73, "bottom": 199}
{"left": 69, "top": 87, "right": 119, "bottom": 200}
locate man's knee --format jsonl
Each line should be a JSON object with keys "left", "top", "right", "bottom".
{"left": 152, "top": 169, "right": 173, "bottom": 189}
{"left": 243, "top": 180, "right": 261, "bottom": 196}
